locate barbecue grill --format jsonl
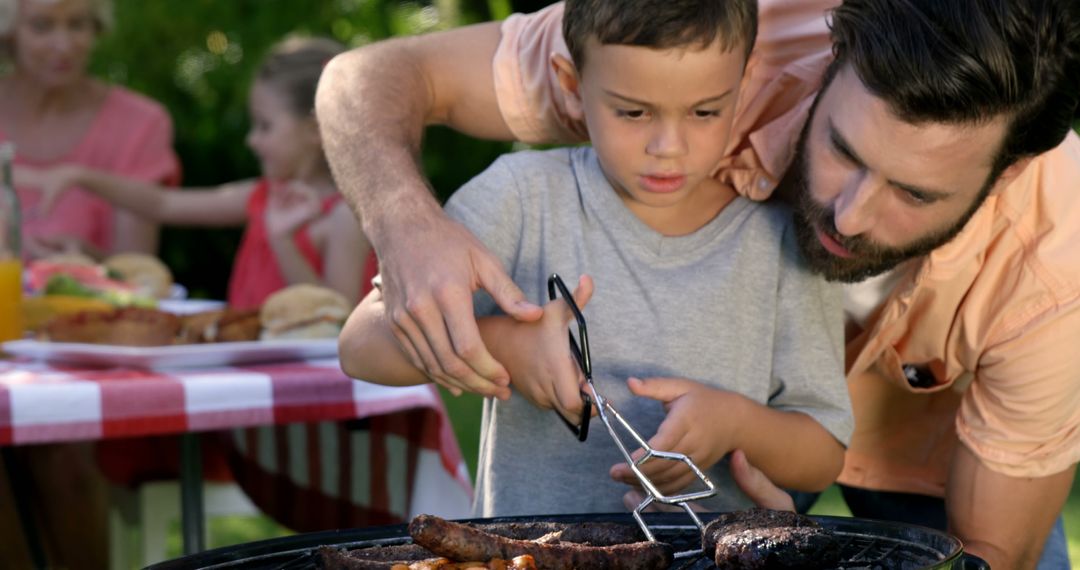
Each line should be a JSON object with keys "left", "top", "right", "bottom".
{"left": 146, "top": 512, "right": 990, "bottom": 570}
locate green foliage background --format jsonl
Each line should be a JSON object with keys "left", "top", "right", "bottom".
{"left": 83, "top": 1, "right": 1080, "bottom": 298}
{"left": 89, "top": 0, "right": 556, "bottom": 299}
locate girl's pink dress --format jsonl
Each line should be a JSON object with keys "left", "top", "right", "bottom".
{"left": 226, "top": 179, "right": 345, "bottom": 309}
{"left": 1, "top": 87, "right": 181, "bottom": 254}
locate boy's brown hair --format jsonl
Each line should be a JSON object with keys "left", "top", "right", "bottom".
{"left": 563, "top": 0, "right": 758, "bottom": 71}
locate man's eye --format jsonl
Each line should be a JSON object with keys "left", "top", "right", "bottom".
{"left": 901, "top": 188, "right": 934, "bottom": 205}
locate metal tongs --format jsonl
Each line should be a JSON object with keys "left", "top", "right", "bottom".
{"left": 547, "top": 274, "right": 717, "bottom": 554}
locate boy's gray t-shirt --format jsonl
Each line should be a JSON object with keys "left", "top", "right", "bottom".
{"left": 444, "top": 146, "right": 850, "bottom": 517}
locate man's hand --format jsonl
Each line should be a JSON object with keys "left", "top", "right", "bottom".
{"left": 377, "top": 208, "right": 542, "bottom": 398}
{"left": 610, "top": 377, "right": 747, "bottom": 495}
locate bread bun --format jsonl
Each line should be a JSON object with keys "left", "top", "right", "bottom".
{"left": 103, "top": 253, "right": 174, "bottom": 299}
{"left": 259, "top": 284, "right": 350, "bottom": 340}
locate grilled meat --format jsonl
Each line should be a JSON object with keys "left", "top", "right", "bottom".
{"left": 409, "top": 514, "right": 673, "bottom": 570}
{"left": 316, "top": 545, "right": 435, "bottom": 569}
{"left": 316, "top": 545, "right": 537, "bottom": 570}
{"left": 713, "top": 526, "right": 840, "bottom": 569}
{"left": 463, "top": 520, "right": 645, "bottom": 545}
{"left": 704, "top": 509, "right": 840, "bottom": 569}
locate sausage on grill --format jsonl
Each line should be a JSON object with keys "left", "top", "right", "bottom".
{"left": 408, "top": 514, "right": 673, "bottom": 570}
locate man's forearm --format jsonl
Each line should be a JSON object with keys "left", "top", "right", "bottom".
{"left": 315, "top": 22, "right": 511, "bottom": 252}
{"left": 316, "top": 42, "right": 439, "bottom": 251}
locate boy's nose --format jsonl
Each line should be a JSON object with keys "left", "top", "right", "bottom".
{"left": 646, "top": 122, "right": 688, "bottom": 158}
{"left": 833, "top": 171, "right": 881, "bottom": 237}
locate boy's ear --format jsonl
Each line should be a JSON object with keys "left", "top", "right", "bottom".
{"left": 550, "top": 53, "right": 585, "bottom": 121}
{"left": 989, "top": 156, "right": 1034, "bottom": 195}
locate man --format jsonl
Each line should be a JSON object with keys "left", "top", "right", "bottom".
{"left": 316, "top": 0, "right": 1080, "bottom": 568}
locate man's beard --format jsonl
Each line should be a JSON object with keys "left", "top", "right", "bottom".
{"left": 782, "top": 120, "right": 989, "bottom": 283}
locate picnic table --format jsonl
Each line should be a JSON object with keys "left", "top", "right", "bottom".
{"left": 0, "top": 351, "right": 472, "bottom": 565}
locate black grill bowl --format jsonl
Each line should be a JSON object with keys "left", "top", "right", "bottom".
{"left": 145, "top": 512, "right": 989, "bottom": 570}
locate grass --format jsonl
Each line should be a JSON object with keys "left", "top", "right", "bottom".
{"left": 170, "top": 389, "right": 1080, "bottom": 566}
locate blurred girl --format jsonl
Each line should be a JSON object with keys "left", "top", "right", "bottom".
{"left": 20, "top": 36, "right": 370, "bottom": 306}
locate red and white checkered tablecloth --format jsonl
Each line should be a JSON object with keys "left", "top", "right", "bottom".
{"left": 0, "top": 357, "right": 473, "bottom": 522}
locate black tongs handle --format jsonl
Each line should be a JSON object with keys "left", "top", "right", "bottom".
{"left": 547, "top": 274, "right": 593, "bottom": 441}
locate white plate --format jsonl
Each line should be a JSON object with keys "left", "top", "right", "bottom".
{"left": 0, "top": 338, "right": 339, "bottom": 369}
{"left": 156, "top": 298, "right": 228, "bottom": 315}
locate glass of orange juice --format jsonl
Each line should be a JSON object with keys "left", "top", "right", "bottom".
{"left": 0, "top": 258, "right": 22, "bottom": 342}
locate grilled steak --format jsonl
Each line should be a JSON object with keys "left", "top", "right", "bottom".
{"left": 703, "top": 509, "right": 840, "bottom": 569}
{"left": 409, "top": 514, "right": 673, "bottom": 570}
{"left": 713, "top": 526, "right": 840, "bottom": 569}
{"left": 702, "top": 508, "right": 818, "bottom": 554}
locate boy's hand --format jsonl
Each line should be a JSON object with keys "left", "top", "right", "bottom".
{"left": 265, "top": 180, "right": 321, "bottom": 237}
{"left": 609, "top": 376, "right": 746, "bottom": 495}
{"left": 621, "top": 449, "right": 795, "bottom": 512}
{"left": 502, "top": 275, "right": 596, "bottom": 422}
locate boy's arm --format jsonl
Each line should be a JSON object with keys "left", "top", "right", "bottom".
{"left": 340, "top": 276, "right": 594, "bottom": 414}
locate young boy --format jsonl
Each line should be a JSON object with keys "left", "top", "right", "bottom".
{"left": 339, "top": 0, "right": 851, "bottom": 517}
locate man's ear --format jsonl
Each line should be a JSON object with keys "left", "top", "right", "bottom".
{"left": 989, "top": 156, "right": 1034, "bottom": 195}
{"left": 550, "top": 53, "right": 585, "bottom": 121}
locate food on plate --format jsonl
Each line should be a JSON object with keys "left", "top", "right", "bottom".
{"left": 259, "top": 284, "right": 350, "bottom": 340}
{"left": 704, "top": 508, "right": 840, "bottom": 569}
{"left": 102, "top": 252, "right": 174, "bottom": 299}
{"left": 178, "top": 308, "right": 262, "bottom": 344}
{"left": 45, "top": 307, "right": 181, "bottom": 346}
{"left": 28, "top": 260, "right": 156, "bottom": 307}
{"left": 177, "top": 309, "right": 226, "bottom": 344}
{"left": 21, "top": 295, "right": 115, "bottom": 332}
{"left": 408, "top": 514, "right": 671, "bottom": 570}
{"left": 41, "top": 252, "right": 97, "bottom": 266}
{"left": 217, "top": 308, "right": 263, "bottom": 341}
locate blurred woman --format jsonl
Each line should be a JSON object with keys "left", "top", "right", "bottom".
{"left": 0, "top": 0, "right": 178, "bottom": 260}
{"left": 0, "top": 1, "right": 178, "bottom": 568}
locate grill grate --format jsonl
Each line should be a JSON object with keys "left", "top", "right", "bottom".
{"left": 646, "top": 524, "right": 949, "bottom": 570}
{"left": 148, "top": 513, "right": 969, "bottom": 570}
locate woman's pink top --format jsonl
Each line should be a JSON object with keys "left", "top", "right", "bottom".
{"left": 227, "top": 179, "right": 345, "bottom": 309}
{"left": 1, "top": 86, "right": 181, "bottom": 254}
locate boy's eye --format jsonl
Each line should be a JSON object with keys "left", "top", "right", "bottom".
{"left": 615, "top": 109, "right": 646, "bottom": 120}
{"left": 28, "top": 18, "right": 54, "bottom": 33}
{"left": 693, "top": 109, "right": 722, "bottom": 118}
{"left": 69, "top": 16, "right": 93, "bottom": 32}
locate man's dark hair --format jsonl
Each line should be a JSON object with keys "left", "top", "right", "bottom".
{"left": 828, "top": 0, "right": 1080, "bottom": 178}
{"left": 563, "top": 0, "right": 758, "bottom": 71}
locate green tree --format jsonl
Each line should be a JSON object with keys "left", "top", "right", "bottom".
{"left": 90, "top": 0, "right": 550, "bottom": 298}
